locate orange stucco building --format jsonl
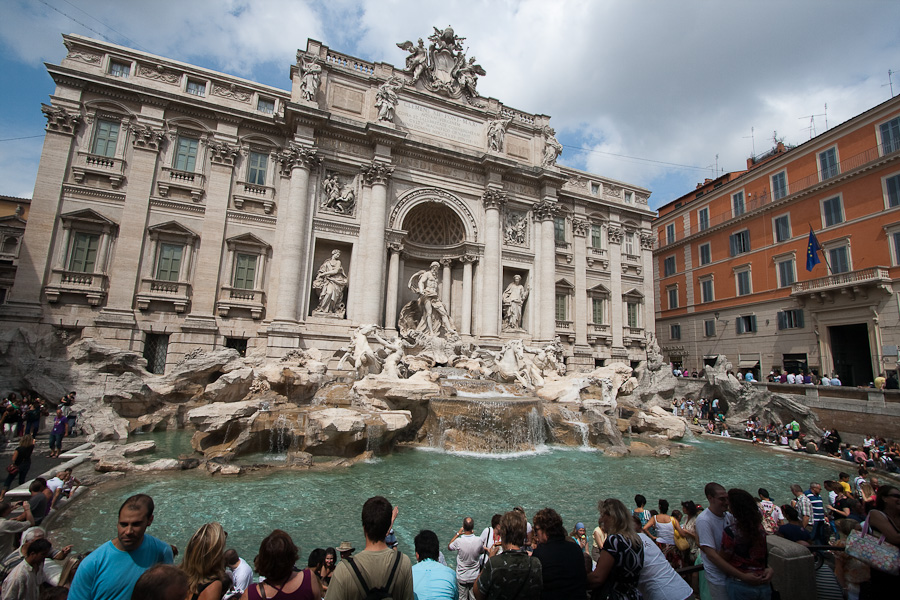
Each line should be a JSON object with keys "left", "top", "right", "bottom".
{"left": 652, "top": 95, "right": 900, "bottom": 385}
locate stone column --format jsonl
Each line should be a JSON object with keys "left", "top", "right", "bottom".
{"left": 534, "top": 200, "right": 558, "bottom": 343}
{"left": 101, "top": 124, "right": 167, "bottom": 321}
{"left": 271, "top": 144, "right": 320, "bottom": 325}
{"left": 640, "top": 231, "right": 656, "bottom": 330}
{"left": 357, "top": 161, "right": 394, "bottom": 325}
{"left": 440, "top": 258, "right": 452, "bottom": 309}
{"left": 572, "top": 218, "right": 590, "bottom": 347}
{"left": 384, "top": 242, "right": 403, "bottom": 330}
{"left": 607, "top": 222, "right": 624, "bottom": 349}
{"left": 481, "top": 190, "right": 506, "bottom": 339}
{"left": 460, "top": 254, "right": 477, "bottom": 336}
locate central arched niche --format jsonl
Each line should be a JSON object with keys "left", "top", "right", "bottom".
{"left": 402, "top": 202, "right": 465, "bottom": 246}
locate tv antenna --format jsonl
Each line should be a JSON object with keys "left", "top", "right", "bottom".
{"left": 799, "top": 103, "right": 827, "bottom": 139}
{"left": 743, "top": 126, "right": 756, "bottom": 159}
{"left": 884, "top": 69, "right": 896, "bottom": 98}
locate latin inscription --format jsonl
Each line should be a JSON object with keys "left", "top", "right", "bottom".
{"left": 396, "top": 100, "right": 482, "bottom": 148}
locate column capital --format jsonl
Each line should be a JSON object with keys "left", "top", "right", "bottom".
{"left": 532, "top": 199, "right": 558, "bottom": 222}
{"left": 572, "top": 218, "right": 591, "bottom": 237}
{"left": 208, "top": 140, "right": 240, "bottom": 167}
{"left": 640, "top": 231, "right": 655, "bottom": 250}
{"left": 279, "top": 143, "right": 321, "bottom": 173}
{"left": 481, "top": 189, "right": 507, "bottom": 210}
{"left": 440, "top": 258, "right": 453, "bottom": 268}
{"left": 41, "top": 104, "right": 81, "bottom": 136}
{"left": 388, "top": 242, "right": 405, "bottom": 254}
{"left": 460, "top": 253, "right": 480, "bottom": 264}
{"left": 129, "top": 124, "right": 166, "bottom": 152}
{"left": 361, "top": 161, "right": 394, "bottom": 185}
{"left": 607, "top": 224, "right": 623, "bottom": 244}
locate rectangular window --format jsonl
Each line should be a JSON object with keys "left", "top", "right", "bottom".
{"left": 777, "top": 259, "right": 795, "bottom": 288}
{"left": 247, "top": 151, "right": 267, "bottom": 186}
{"left": 225, "top": 337, "right": 248, "bottom": 357}
{"left": 698, "top": 207, "right": 709, "bottom": 231}
{"left": 772, "top": 171, "right": 787, "bottom": 200}
{"left": 886, "top": 174, "right": 900, "bottom": 208}
{"left": 257, "top": 97, "right": 275, "bottom": 114}
{"left": 233, "top": 253, "right": 258, "bottom": 290}
{"left": 663, "top": 256, "right": 676, "bottom": 277}
{"left": 736, "top": 315, "right": 757, "bottom": 334}
{"left": 699, "top": 242, "right": 711, "bottom": 265}
{"left": 774, "top": 215, "right": 791, "bottom": 242}
{"left": 155, "top": 243, "right": 184, "bottom": 282}
{"left": 732, "top": 192, "right": 745, "bottom": 216}
{"left": 626, "top": 302, "right": 639, "bottom": 328}
{"left": 624, "top": 232, "right": 635, "bottom": 255}
{"left": 704, "top": 319, "right": 716, "bottom": 337}
{"left": 665, "top": 223, "right": 675, "bottom": 244}
{"left": 700, "top": 278, "right": 714, "bottom": 303}
{"left": 591, "top": 225, "right": 603, "bottom": 249}
{"left": 554, "top": 217, "right": 566, "bottom": 243}
{"left": 736, "top": 269, "right": 751, "bottom": 296}
{"left": 108, "top": 60, "right": 130, "bottom": 78}
{"left": 829, "top": 246, "right": 850, "bottom": 274}
{"left": 186, "top": 79, "right": 206, "bottom": 97}
{"left": 670, "top": 324, "right": 681, "bottom": 340}
{"left": 894, "top": 231, "right": 900, "bottom": 265}
{"left": 881, "top": 116, "right": 900, "bottom": 154}
{"left": 143, "top": 333, "right": 169, "bottom": 375}
{"left": 174, "top": 136, "right": 199, "bottom": 172}
{"left": 819, "top": 147, "right": 839, "bottom": 180}
{"left": 555, "top": 294, "right": 567, "bottom": 321}
{"left": 729, "top": 230, "right": 750, "bottom": 256}
{"left": 777, "top": 309, "right": 804, "bottom": 330}
{"left": 592, "top": 298, "right": 604, "bottom": 324}
{"left": 667, "top": 287, "right": 678, "bottom": 309}
{"left": 92, "top": 119, "right": 120, "bottom": 157}
{"left": 68, "top": 232, "right": 99, "bottom": 273}
{"left": 823, "top": 196, "right": 843, "bottom": 227}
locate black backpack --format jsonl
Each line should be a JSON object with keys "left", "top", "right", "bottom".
{"left": 346, "top": 551, "right": 402, "bottom": 600}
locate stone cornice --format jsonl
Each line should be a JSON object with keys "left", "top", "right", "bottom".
{"left": 149, "top": 197, "right": 206, "bottom": 214}
{"left": 312, "top": 218, "right": 361, "bottom": 237}
{"left": 226, "top": 210, "right": 277, "bottom": 228}
{"left": 501, "top": 249, "right": 536, "bottom": 263}
{"left": 62, "top": 184, "right": 126, "bottom": 202}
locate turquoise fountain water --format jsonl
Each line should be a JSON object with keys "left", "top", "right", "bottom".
{"left": 52, "top": 438, "right": 842, "bottom": 568}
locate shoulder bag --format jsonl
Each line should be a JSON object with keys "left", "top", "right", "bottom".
{"left": 845, "top": 510, "right": 899, "bottom": 576}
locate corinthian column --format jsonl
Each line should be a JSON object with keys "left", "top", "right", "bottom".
{"left": 384, "top": 242, "right": 403, "bottom": 330}
{"left": 481, "top": 189, "right": 506, "bottom": 339}
{"left": 272, "top": 144, "right": 320, "bottom": 324}
{"left": 460, "top": 254, "right": 477, "bottom": 336}
{"left": 533, "top": 200, "right": 558, "bottom": 343}
{"left": 357, "top": 161, "right": 394, "bottom": 325}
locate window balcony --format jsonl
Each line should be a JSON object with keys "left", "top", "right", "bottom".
{"left": 135, "top": 278, "right": 192, "bottom": 313}
{"left": 157, "top": 167, "right": 206, "bottom": 201}
{"left": 45, "top": 269, "right": 108, "bottom": 306}
{"left": 232, "top": 180, "right": 276, "bottom": 214}
{"left": 791, "top": 266, "right": 892, "bottom": 303}
{"left": 217, "top": 286, "right": 265, "bottom": 319}
{"left": 587, "top": 323, "right": 612, "bottom": 345}
{"left": 71, "top": 151, "right": 126, "bottom": 187}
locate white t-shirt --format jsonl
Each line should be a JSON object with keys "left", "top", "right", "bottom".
{"left": 637, "top": 533, "right": 693, "bottom": 600}
{"left": 228, "top": 558, "right": 253, "bottom": 595}
{"left": 695, "top": 508, "right": 733, "bottom": 586}
{"left": 448, "top": 533, "right": 483, "bottom": 583}
{"left": 46, "top": 477, "right": 65, "bottom": 495}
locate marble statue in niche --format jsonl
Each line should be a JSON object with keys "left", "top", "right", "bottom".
{"left": 407, "top": 261, "right": 457, "bottom": 337}
{"left": 502, "top": 274, "right": 530, "bottom": 331}
{"left": 321, "top": 172, "right": 356, "bottom": 215}
{"left": 312, "top": 249, "right": 348, "bottom": 317}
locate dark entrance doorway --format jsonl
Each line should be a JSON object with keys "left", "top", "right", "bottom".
{"left": 828, "top": 323, "right": 873, "bottom": 386}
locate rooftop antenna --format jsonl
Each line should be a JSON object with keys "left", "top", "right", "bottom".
{"left": 743, "top": 126, "right": 756, "bottom": 159}
{"left": 798, "top": 106, "right": 826, "bottom": 140}
{"left": 884, "top": 69, "right": 896, "bottom": 98}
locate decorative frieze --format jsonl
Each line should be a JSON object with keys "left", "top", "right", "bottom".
{"left": 482, "top": 189, "right": 507, "bottom": 210}
{"left": 41, "top": 104, "right": 81, "bottom": 135}
{"left": 321, "top": 171, "right": 357, "bottom": 216}
{"left": 635, "top": 193, "right": 649, "bottom": 205}
{"left": 129, "top": 124, "right": 166, "bottom": 151}
{"left": 138, "top": 64, "right": 180, "bottom": 85}
{"left": 65, "top": 46, "right": 102, "bottom": 64}
{"left": 604, "top": 184, "right": 623, "bottom": 199}
{"left": 312, "top": 218, "right": 361, "bottom": 237}
{"left": 211, "top": 83, "right": 252, "bottom": 103}
{"left": 361, "top": 162, "right": 395, "bottom": 185}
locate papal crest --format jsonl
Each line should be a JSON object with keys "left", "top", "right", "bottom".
{"left": 397, "top": 25, "right": 486, "bottom": 105}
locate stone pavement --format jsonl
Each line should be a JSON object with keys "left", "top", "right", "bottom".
{"left": 0, "top": 428, "right": 90, "bottom": 496}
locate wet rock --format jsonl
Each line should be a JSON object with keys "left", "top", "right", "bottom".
{"left": 631, "top": 406, "right": 687, "bottom": 440}
{"left": 285, "top": 451, "right": 314, "bottom": 467}
{"left": 604, "top": 445, "right": 631, "bottom": 457}
{"left": 137, "top": 459, "right": 181, "bottom": 471}
{"left": 180, "top": 458, "right": 201, "bottom": 470}
{"left": 121, "top": 441, "right": 156, "bottom": 456}
{"left": 654, "top": 446, "right": 672, "bottom": 457}
{"left": 200, "top": 367, "right": 253, "bottom": 403}
{"left": 206, "top": 462, "right": 242, "bottom": 475}
{"left": 187, "top": 400, "right": 260, "bottom": 431}
{"left": 95, "top": 457, "right": 134, "bottom": 472}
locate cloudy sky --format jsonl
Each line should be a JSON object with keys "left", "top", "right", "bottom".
{"left": 1, "top": 0, "right": 897, "bottom": 210}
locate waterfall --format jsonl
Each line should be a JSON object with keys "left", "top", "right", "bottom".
{"left": 269, "top": 414, "right": 296, "bottom": 454}
{"left": 425, "top": 397, "right": 545, "bottom": 454}
{"left": 557, "top": 406, "right": 591, "bottom": 449}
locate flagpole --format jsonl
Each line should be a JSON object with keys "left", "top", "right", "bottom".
{"left": 807, "top": 222, "right": 832, "bottom": 275}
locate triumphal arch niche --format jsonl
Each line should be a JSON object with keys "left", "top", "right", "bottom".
{"left": 10, "top": 25, "right": 654, "bottom": 373}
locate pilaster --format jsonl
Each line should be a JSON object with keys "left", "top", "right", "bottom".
{"left": 533, "top": 199, "right": 557, "bottom": 343}
{"left": 572, "top": 218, "right": 590, "bottom": 348}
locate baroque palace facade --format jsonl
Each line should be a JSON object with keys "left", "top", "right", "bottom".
{"left": 653, "top": 95, "right": 900, "bottom": 386}
{"left": 4, "top": 31, "right": 654, "bottom": 373}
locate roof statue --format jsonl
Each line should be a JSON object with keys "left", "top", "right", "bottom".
{"left": 397, "top": 25, "right": 486, "bottom": 105}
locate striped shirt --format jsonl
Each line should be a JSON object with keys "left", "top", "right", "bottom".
{"left": 805, "top": 490, "right": 825, "bottom": 523}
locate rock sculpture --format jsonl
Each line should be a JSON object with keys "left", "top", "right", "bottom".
{"left": 502, "top": 275, "right": 529, "bottom": 331}
{"left": 299, "top": 58, "right": 321, "bottom": 102}
{"left": 375, "top": 76, "right": 404, "bottom": 122}
{"left": 336, "top": 325, "right": 383, "bottom": 379}
{"left": 541, "top": 126, "right": 563, "bottom": 167}
{"left": 312, "top": 249, "right": 348, "bottom": 316}
{"left": 477, "top": 339, "right": 534, "bottom": 389}
{"left": 487, "top": 116, "right": 511, "bottom": 152}
{"left": 321, "top": 173, "right": 356, "bottom": 215}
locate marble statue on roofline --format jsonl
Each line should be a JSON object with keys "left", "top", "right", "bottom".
{"left": 299, "top": 57, "right": 321, "bottom": 102}
{"left": 396, "top": 25, "right": 486, "bottom": 104}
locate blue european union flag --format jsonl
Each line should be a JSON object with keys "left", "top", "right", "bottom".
{"left": 806, "top": 227, "right": 821, "bottom": 271}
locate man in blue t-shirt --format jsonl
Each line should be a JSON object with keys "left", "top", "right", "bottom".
{"left": 68, "top": 494, "right": 173, "bottom": 600}
{"left": 412, "top": 529, "right": 457, "bottom": 600}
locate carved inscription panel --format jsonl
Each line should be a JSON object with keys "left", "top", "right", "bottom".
{"left": 396, "top": 100, "right": 482, "bottom": 148}
{"left": 331, "top": 84, "right": 365, "bottom": 115}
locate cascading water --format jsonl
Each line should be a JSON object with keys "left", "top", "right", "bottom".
{"left": 425, "top": 397, "right": 546, "bottom": 454}
{"left": 268, "top": 414, "right": 297, "bottom": 454}
{"left": 558, "top": 406, "right": 590, "bottom": 449}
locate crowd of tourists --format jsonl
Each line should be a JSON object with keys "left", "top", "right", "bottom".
{"left": 0, "top": 464, "right": 896, "bottom": 600}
